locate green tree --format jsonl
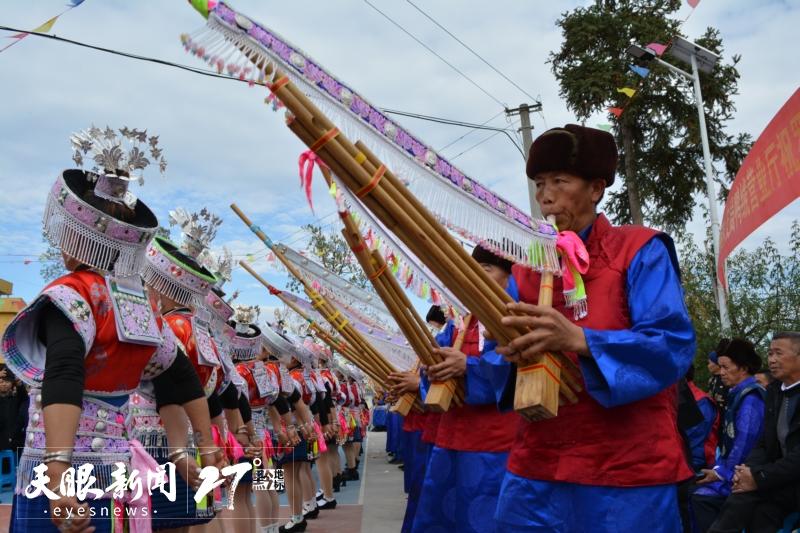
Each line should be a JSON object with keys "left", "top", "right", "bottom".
{"left": 285, "top": 224, "right": 370, "bottom": 293}
{"left": 550, "top": 0, "right": 752, "bottom": 230}
{"left": 39, "top": 234, "right": 66, "bottom": 283}
{"left": 679, "top": 221, "right": 800, "bottom": 385}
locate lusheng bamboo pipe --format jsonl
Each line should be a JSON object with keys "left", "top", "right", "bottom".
{"left": 232, "top": 206, "right": 398, "bottom": 383}
{"left": 279, "top": 93, "right": 579, "bottom": 406}
{"left": 243, "top": 60, "right": 581, "bottom": 409}
{"left": 284, "top": 115, "right": 511, "bottom": 343}
{"left": 237, "top": 260, "right": 389, "bottom": 385}
{"left": 337, "top": 211, "right": 434, "bottom": 365}
{"left": 338, "top": 214, "right": 462, "bottom": 407}
{"left": 282, "top": 104, "right": 578, "bottom": 403}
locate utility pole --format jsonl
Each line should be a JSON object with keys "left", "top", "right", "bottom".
{"left": 626, "top": 38, "right": 731, "bottom": 332}
{"left": 506, "top": 102, "right": 543, "bottom": 219}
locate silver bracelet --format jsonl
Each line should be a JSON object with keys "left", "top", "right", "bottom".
{"left": 170, "top": 451, "right": 191, "bottom": 463}
{"left": 42, "top": 451, "right": 73, "bottom": 465}
{"left": 168, "top": 448, "right": 190, "bottom": 461}
{"left": 199, "top": 447, "right": 220, "bottom": 457}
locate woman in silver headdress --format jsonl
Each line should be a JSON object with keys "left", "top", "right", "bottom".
{"left": 2, "top": 127, "right": 220, "bottom": 533}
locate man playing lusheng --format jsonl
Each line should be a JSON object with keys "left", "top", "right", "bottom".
{"left": 482, "top": 124, "right": 696, "bottom": 531}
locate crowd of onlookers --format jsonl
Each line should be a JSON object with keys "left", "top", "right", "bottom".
{"left": 0, "top": 363, "right": 28, "bottom": 469}
{"left": 680, "top": 332, "right": 800, "bottom": 532}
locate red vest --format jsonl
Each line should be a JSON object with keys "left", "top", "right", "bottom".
{"left": 435, "top": 319, "right": 519, "bottom": 452}
{"left": 47, "top": 271, "right": 158, "bottom": 393}
{"left": 290, "top": 367, "right": 314, "bottom": 405}
{"left": 402, "top": 410, "right": 426, "bottom": 432}
{"left": 507, "top": 214, "right": 693, "bottom": 486}
{"left": 420, "top": 412, "right": 441, "bottom": 444}
{"left": 237, "top": 361, "right": 266, "bottom": 407}
{"left": 165, "top": 311, "right": 218, "bottom": 390}
{"left": 687, "top": 380, "right": 720, "bottom": 467}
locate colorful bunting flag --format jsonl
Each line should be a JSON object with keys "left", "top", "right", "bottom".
{"left": 607, "top": 107, "right": 624, "bottom": 118}
{"left": 0, "top": 2, "right": 86, "bottom": 54}
{"left": 32, "top": 15, "right": 60, "bottom": 33}
{"left": 687, "top": 0, "right": 700, "bottom": 7}
{"left": 617, "top": 87, "right": 637, "bottom": 98}
{"left": 646, "top": 42, "right": 668, "bottom": 56}
{"left": 596, "top": 124, "right": 613, "bottom": 132}
{"left": 629, "top": 64, "right": 650, "bottom": 78}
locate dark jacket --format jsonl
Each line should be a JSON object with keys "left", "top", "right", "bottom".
{"left": 746, "top": 381, "right": 800, "bottom": 493}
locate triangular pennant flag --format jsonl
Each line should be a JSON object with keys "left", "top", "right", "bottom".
{"left": 616, "top": 87, "right": 636, "bottom": 98}
{"left": 32, "top": 15, "right": 60, "bottom": 33}
{"left": 646, "top": 42, "right": 668, "bottom": 56}
{"left": 608, "top": 107, "right": 624, "bottom": 118}
{"left": 328, "top": 180, "right": 337, "bottom": 197}
{"left": 687, "top": 0, "right": 700, "bottom": 7}
{"left": 7, "top": 32, "right": 28, "bottom": 39}
{"left": 629, "top": 64, "right": 650, "bottom": 78}
{"left": 596, "top": 124, "right": 613, "bottom": 132}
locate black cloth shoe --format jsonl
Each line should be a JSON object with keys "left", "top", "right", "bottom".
{"left": 317, "top": 498, "right": 337, "bottom": 510}
{"left": 279, "top": 518, "right": 307, "bottom": 532}
{"left": 346, "top": 467, "right": 360, "bottom": 481}
{"left": 303, "top": 506, "right": 319, "bottom": 520}
{"left": 333, "top": 474, "right": 341, "bottom": 492}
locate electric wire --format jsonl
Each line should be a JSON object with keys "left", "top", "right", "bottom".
{"left": 361, "top": 0, "right": 508, "bottom": 109}
{"left": 404, "top": 0, "right": 539, "bottom": 104}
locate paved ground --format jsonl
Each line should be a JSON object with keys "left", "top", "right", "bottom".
{"left": 0, "top": 431, "right": 406, "bottom": 533}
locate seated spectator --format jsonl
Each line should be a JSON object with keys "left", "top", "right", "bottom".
{"left": 678, "top": 367, "right": 721, "bottom": 531}
{"left": 708, "top": 331, "right": 800, "bottom": 533}
{"left": 692, "top": 338, "right": 765, "bottom": 532}
{"left": 685, "top": 365, "right": 721, "bottom": 471}
{"left": 708, "top": 338, "right": 732, "bottom": 414}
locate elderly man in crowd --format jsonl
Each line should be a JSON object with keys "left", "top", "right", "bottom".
{"left": 709, "top": 331, "right": 800, "bottom": 532}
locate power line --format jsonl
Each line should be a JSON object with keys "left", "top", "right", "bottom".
{"left": 361, "top": 0, "right": 507, "bottom": 109}
{"left": 381, "top": 108, "right": 515, "bottom": 132}
{"left": 0, "top": 25, "right": 520, "bottom": 147}
{"left": 404, "top": 0, "right": 540, "bottom": 105}
{"left": 0, "top": 25, "right": 263, "bottom": 86}
{"left": 382, "top": 107, "right": 523, "bottom": 156}
{"left": 436, "top": 109, "right": 507, "bottom": 152}
{"left": 449, "top": 129, "right": 506, "bottom": 162}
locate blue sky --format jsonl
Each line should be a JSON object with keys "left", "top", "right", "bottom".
{"left": 0, "top": 0, "right": 798, "bottom": 315}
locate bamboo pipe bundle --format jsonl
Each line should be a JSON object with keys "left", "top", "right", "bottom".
{"left": 270, "top": 81, "right": 580, "bottom": 417}
{"left": 512, "top": 216, "right": 572, "bottom": 419}
{"left": 304, "top": 286, "right": 396, "bottom": 377}
{"left": 244, "top": 61, "right": 581, "bottom": 417}
{"left": 237, "top": 260, "right": 388, "bottom": 385}
{"left": 231, "top": 206, "right": 399, "bottom": 386}
{"left": 336, "top": 199, "right": 463, "bottom": 410}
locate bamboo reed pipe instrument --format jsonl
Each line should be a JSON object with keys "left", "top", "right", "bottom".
{"left": 332, "top": 182, "right": 462, "bottom": 411}
{"left": 234, "top": 53, "right": 582, "bottom": 419}
{"left": 238, "top": 260, "right": 389, "bottom": 385}
{"left": 232, "top": 205, "right": 401, "bottom": 390}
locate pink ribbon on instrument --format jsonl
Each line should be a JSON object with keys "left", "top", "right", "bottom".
{"left": 298, "top": 150, "right": 329, "bottom": 214}
{"left": 263, "top": 428, "right": 276, "bottom": 459}
{"left": 314, "top": 422, "right": 328, "bottom": 454}
{"left": 226, "top": 430, "right": 245, "bottom": 462}
{"left": 555, "top": 231, "right": 590, "bottom": 293}
{"left": 118, "top": 439, "right": 164, "bottom": 533}
{"left": 556, "top": 231, "right": 590, "bottom": 318}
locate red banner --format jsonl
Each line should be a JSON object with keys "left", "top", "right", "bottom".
{"left": 718, "top": 88, "right": 800, "bottom": 289}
